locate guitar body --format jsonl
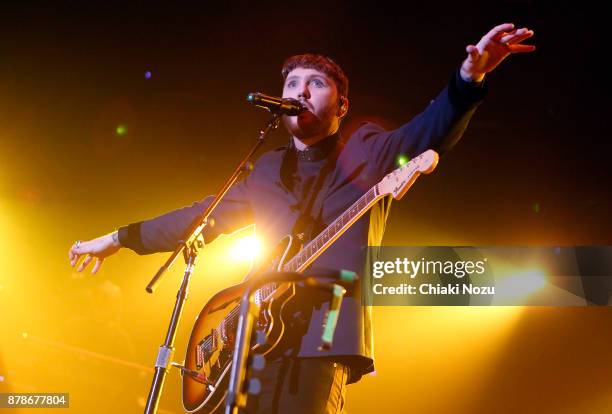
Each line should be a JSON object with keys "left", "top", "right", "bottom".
{"left": 182, "top": 236, "right": 298, "bottom": 413}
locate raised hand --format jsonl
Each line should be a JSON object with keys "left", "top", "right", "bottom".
{"left": 460, "top": 23, "right": 535, "bottom": 82}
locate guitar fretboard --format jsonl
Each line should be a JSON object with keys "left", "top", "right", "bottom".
{"left": 283, "top": 186, "right": 379, "bottom": 273}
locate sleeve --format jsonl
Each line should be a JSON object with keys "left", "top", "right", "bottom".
{"left": 357, "top": 68, "right": 488, "bottom": 175}
{"left": 117, "top": 176, "right": 253, "bottom": 255}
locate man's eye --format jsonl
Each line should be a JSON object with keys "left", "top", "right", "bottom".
{"left": 286, "top": 81, "right": 297, "bottom": 88}
{"left": 311, "top": 79, "right": 325, "bottom": 87}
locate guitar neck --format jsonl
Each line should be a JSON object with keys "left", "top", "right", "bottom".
{"left": 229, "top": 153, "right": 433, "bottom": 327}
{"left": 282, "top": 160, "right": 424, "bottom": 273}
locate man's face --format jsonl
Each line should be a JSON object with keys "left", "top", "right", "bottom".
{"left": 281, "top": 67, "right": 342, "bottom": 143}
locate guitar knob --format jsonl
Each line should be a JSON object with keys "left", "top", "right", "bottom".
{"left": 254, "top": 329, "right": 268, "bottom": 346}
{"left": 247, "top": 378, "right": 262, "bottom": 395}
{"left": 250, "top": 354, "right": 265, "bottom": 371}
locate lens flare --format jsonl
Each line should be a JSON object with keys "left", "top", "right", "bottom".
{"left": 495, "top": 269, "right": 546, "bottom": 302}
{"left": 229, "top": 235, "right": 262, "bottom": 262}
{"left": 396, "top": 154, "right": 409, "bottom": 167}
{"left": 116, "top": 124, "right": 128, "bottom": 136}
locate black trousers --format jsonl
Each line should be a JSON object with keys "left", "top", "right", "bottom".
{"left": 224, "top": 357, "right": 350, "bottom": 414}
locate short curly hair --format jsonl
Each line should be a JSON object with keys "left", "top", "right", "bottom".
{"left": 281, "top": 54, "right": 349, "bottom": 99}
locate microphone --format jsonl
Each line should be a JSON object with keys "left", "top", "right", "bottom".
{"left": 246, "top": 92, "right": 306, "bottom": 116}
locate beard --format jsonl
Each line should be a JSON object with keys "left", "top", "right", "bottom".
{"left": 282, "top": 105, "right": 337, "bottom": 142}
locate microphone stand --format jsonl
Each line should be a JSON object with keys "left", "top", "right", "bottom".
{"left": 143, "top": 113, "right": 282, "bottom": 414}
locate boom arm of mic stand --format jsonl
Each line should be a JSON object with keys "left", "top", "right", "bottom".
{"left": 142, "top": 113, "right": 281, "bottom": 414}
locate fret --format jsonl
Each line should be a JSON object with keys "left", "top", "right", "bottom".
{"left": 309, "top": 245, "right": 316, "bottom": 260}
{"left": 285, "top": 260, "right": 294, "bottom": 272}
{"left": 290, "top": 180, "right": 385, "bottom": 272}
{"left": 367, "top": 189, "right": 375, "bottom": 202}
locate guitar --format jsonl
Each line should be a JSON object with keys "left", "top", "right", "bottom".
{"left": 181, "top": 149, "right": 439, "bottom": 413}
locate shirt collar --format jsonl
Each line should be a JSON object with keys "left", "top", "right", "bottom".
{"left": 290, "top": 132, "right": 341, "bottom": 162}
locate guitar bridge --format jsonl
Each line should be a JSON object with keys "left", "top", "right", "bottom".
{"left": 196, "top": 328, "right": 220, "bottom": 370}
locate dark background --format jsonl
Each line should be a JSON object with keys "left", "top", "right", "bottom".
{"left": 1, "top": 1, "right": 609, "bottom": 245}
{"left": 0, "top": 1, "right": 610, "bottom": 413}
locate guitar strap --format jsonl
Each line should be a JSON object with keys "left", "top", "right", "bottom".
{"left": 290, "top": 138, "right": 343, "bottom": 244}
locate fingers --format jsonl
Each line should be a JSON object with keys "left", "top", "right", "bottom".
{"left": 69, "top": 242, "right": 82, "bottom": 267}
{"left": 77, "top": 254, "right": 94, "bottom": 272}
{"left": 92, "top": 257, "right": 104, "bottom": 274}
{"left": 69, "top": 247, "right": 76, "bottom": 265}
{"left": 465, "top": 45, "right": 479, "bottom": 62}
{"left": 69, "top": 240, "right": 89, "bottom": 267}
{"left": 71, "top": 249, "right": 106, "bottom": 274}
{"left": 484, "top": 23, "right": 515, "bottom": 41}
{"left": 509, "top": 44, "right": 536, "bottom": 53}
{"left": 500, "top": 28, "right": 534, "bottom": 44}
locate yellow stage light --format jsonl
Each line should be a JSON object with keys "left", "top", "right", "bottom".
{"left": 229, "top": 235, "right": 262, "bottom": 262}
{"left": 494, "top": 269, "right": 546, "bottom": 303}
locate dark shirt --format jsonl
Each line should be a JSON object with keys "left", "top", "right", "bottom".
{"left": 118, "top": 69, "right": 487, "bottom": 383}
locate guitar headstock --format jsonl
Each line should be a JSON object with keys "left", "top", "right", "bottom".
{"left": 377, "top": 149, "right": 439, "bottom": 200}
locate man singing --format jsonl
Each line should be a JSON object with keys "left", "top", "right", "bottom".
{"left": 69, "top": 23, "right": 534, "bottom": 413}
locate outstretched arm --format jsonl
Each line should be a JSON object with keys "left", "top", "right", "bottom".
{"left": 69, "top": 177, "right": 253, "bottom": 273}
{"left": 360, "top": 22, "right": 535, "bottom": 175}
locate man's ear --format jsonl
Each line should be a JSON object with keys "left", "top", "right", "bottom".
{"left": 338, "top": 96, "right": 349, "bottom": 118}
